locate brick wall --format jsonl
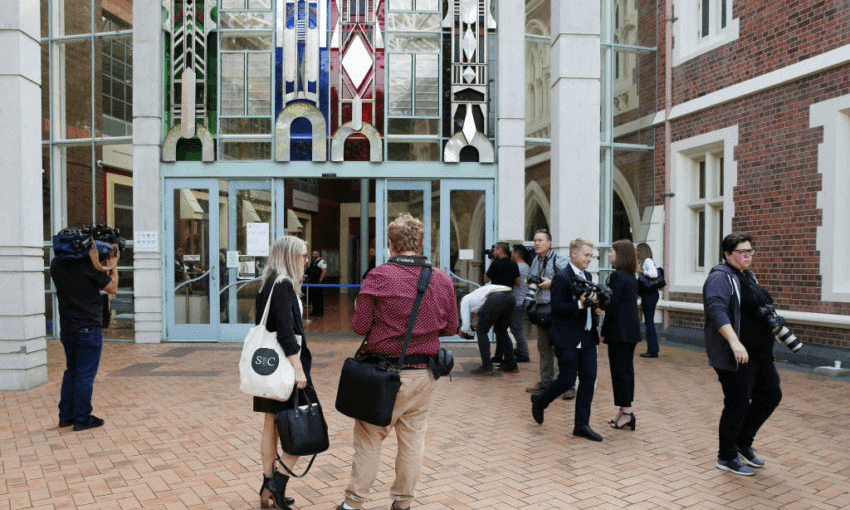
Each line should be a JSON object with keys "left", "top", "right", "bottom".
{"left": 661, "top": 63, "right": 850, "bottom": 347}
{"left": 665, "top": 0, "right": 850, "bottom": 104}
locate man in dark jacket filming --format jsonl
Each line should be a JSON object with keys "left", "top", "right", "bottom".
{"left": 50, "top": 238, "right": 119, "bottom": 431}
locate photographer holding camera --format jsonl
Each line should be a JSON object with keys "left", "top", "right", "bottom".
{"left": 530, "top": 238, "right": 604, "bottom": 441}
{"left": 524, "top": 230, "right": 569, "bottom": 394}
{"left": 470, "top": 242, "right": 520, "bottom": 375}
{"left": 703, "top": 233, "right": 785, "bottom": 475}
{"left": 50, "top": 232, "right": 120, "bottom": 431}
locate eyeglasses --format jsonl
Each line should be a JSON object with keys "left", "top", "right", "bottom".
{"left": 733, "top": 249, "right": 756, "bottom": 256}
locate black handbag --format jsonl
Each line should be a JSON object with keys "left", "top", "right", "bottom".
{"left": 638, "top": 267, "right": 666, "bottom": 291}
{"left": 276, "top": 387, "right": 329, "bottom": 456}
{"left": 335, "top": 265, "right": 433, "bottom": 427}
{"left": 527, "top": 302, "right": 552, "bottom": 327}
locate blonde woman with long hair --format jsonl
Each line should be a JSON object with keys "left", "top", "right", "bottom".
{"left": 255, "top": 235, "right": 314, "bottom": 509}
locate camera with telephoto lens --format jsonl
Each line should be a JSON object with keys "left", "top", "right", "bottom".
{"left": 569, "top": 278, "right": 613, "bottom": 310}
{"left": 483, "top": 247, "right": 494, "bottom": 260}
{"left": 759, "top": 304, "right": 803, "bottom": 352}
{"left": 524, "top": 274, "right": 544, "bottom": 309}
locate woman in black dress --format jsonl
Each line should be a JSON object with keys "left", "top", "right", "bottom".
{"left": 601, "top": 239, "right": 641, "bottom": 430}
{"left": 255, "top": 235, "right": 314, "bottom": 509}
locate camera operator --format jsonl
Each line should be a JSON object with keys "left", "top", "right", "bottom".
{"left": 524, "top": 230, "right": 569, "bottom": 394}
{"left": 703, "top": 233, "right": 783, "bottom": 476}
{"left": 50, "top": 236, "right": 119, "bottom": 431}
{"left": 470, "top": 242, "right": 520, "bottom": 375}
{"left": 530, "top": 238, "right": 604, "bottom": 441}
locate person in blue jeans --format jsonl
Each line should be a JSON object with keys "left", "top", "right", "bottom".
{"left": 50, "top": 240, "right": 119, "bottom": 431}
{"left": 637, "top": 243, "right": 660, "bottom": 357}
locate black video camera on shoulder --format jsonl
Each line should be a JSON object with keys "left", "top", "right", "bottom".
{"left": 53, "top": 224, "right": 127, "bottom": 261}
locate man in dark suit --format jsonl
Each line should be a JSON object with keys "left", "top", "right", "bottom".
{"left": 530, "top": 238, "right": 604, "bottom": 441}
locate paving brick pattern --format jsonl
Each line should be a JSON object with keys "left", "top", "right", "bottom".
{"left": 2, "top": 338, "right": 849, "bottom": 509}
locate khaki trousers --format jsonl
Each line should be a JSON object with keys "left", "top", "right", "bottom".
{"left": 344, "top": 369, "right": 438, "bottom": 509}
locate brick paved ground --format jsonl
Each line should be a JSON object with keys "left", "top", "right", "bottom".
{"left": 2, "top": 337, "right": 849, "bottom": 510}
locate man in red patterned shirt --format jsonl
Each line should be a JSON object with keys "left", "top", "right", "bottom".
{"left": 338, "top": 214, "right": 457, "bottom": 510}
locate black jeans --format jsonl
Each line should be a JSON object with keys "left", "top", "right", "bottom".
{"left": 607, "top": 342, "right": 636, "bottom": 407}
{"left": 475, "top": 292, "right": 516, "bottom": 368}
{"left": 715, "top": 360, "right": 782, "bottom": 461}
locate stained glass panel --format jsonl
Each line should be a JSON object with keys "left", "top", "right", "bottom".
{"left": 388, "top": 54, "right": 413, "bottom": 116}
{"left": 221, "top": 54, "right": 246, "bottom": 115}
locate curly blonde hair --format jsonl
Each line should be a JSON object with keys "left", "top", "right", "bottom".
{"left": 387, "top": 214, "right": 424, "bottom": 254}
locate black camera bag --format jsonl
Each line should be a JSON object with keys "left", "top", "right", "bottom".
{"left": 335, "top": 265, "right": 432, "bottom": 426}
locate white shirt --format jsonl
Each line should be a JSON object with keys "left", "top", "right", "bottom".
{"left": 641, "top": 257, "right": 658, "bottom": 278}
{"left": 459, "top": 284, "right": 512, "bottom": 333}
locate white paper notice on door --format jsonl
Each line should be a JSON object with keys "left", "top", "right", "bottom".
{"left": 246, "top": 222, "right": 270, "bottom": 256}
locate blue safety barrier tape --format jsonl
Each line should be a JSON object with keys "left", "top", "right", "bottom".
{"left": 302, "top": 283, "right": 362, "bottom": 288}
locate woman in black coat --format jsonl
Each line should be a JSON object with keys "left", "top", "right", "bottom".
{"left": 601, "top": 239, "right": 641, "bottom": 430}
{"left": 254, "top": 235, "right": 315, "bottom": 509}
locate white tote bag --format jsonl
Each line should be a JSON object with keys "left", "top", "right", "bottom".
{"left": 239, "top": 276, "right": 297, "bottom": 401}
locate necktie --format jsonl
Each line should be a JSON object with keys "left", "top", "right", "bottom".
{"left": 576, "top": 271, "right": 592, "bottom": 331}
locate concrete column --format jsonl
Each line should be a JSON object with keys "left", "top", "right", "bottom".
{"left": 0, "top": 0, "right": 47, "bottom": 389}
{"left": 496, "top": 0, "right": 526, "bottom": 242}
{"left": 132, "top": 1, "right": 164, "bottom": 343}
{"left": 549, "top": 0, "right": 600, "bottom": 251}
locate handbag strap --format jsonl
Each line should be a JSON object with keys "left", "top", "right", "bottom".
{"left": 397, "top": 265, "right": 433, "bottom": 368}
{"left": 276, "top": 453, "right": 317, "bottom": 478}
{"left": 258, "top": 274, "right": 288, "bottom": 327}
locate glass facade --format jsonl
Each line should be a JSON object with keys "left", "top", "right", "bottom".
{"left": 600, "top": 0, "right": 657, "bottom": 271}
{"left": 41, "top": 0, "right": 135, "bottom": 340}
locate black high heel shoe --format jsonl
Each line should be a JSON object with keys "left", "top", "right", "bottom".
{"left": 259, "top": 472, "right": 294, "bottom": 508}
{"left": 609, "top": 412, "right": 636, "bottom": 430}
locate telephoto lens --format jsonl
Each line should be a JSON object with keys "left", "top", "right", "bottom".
{"left": 773, "top": 326, "right": 803, "bottom": 352}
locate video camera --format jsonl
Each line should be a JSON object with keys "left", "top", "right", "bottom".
{"left": 53, "top": 224, "right": 127, "bottom": 261}
{"left": 569, "top": 278, "right": 612, "bottom": 310}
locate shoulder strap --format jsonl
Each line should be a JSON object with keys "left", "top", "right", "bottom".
{"left": 397, "top": 266, "right": 433, "bottom": 368}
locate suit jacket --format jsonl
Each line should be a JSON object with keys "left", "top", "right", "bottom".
{"left": 600, "top": 269, "right": 641, "bottom": 344}
{"left": 551, "top": 265, "right": 600, "bottom": 349}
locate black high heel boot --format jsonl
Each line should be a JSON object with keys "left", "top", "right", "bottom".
{"left": 259, "top": 472, "right": 294, "bottom": 508}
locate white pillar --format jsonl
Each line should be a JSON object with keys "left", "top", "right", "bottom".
{"left": 132, "top": 1, "right": 164, "bottom": 343}
{"left": 496, "top": 0, "right": 525, "bottom": 241}
{"left": 549, "top": 0, "right": 600, "bottom": 251}
{"left": 0, "top": 0, "right": 47, "bottom": 389}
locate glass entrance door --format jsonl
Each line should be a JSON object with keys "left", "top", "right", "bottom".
{"left": 166, "top": 178, "right": 283, "bottom": 341}
{"left": 165, "top": 179, "right": 220, "bottom": 341}
{"left": 218, "top": 179, "right": 282, "bottom": 341}
{"left": 440, "top": 180, "right": 495, "bottom": 285}
{"left": 375, "top": 180, "right": 433, "bottom": 265}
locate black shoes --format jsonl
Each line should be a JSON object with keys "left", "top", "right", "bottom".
{"left": 640, "top": 352, "right": 659, "bottom": 358}
{"left": 260, "top": 471, "right": 293, "bottom": 508}
{"left": 72, "top": 415, "right": 104, "bottom": 431}
{"left": 573, "top": 424, "right": 603, "bottom": 441}
{"left": 499, "top": 363, "right": 519, "bottom": 373}
{"left": 470, "top": 365, "right": 494, "bottom": 375}
{"left": 58, "top": 419, "right": 73, "bottom": 428}
{"left": 609, "top": 412, "right": 636, "bottom": 430}
{"left": 738, "top": 447, "right": 765, "bottom": 468}
{"left": 531, "top": 393, "right": 545, "bottom": 424}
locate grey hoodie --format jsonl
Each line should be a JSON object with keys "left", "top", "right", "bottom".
{"left": 703, "top": 262, "right": 742, "bottom": 371}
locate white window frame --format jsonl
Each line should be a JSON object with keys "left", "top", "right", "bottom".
{"left": 670, "top": 125, "right": 737, "bottom": 292}
{"left": 672, "top": 0, "right": 739, "bottom": 65}
{"left": 811, "top": 94, "right": 850, "bottom": 303}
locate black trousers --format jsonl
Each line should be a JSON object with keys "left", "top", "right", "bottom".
{"left": 475, "top": 292, "right": 516, "bottom": 368}
{"left": 308, "top": 284, "right": 324, "bottom": 315}
{"left": 715, "top": 360, "right": 782, "bottom": 461}
{"left": 607, "top": 342, "right": 636, "bottom": 407}
{"left": 538, "top": 333, "right": 597, "bottom": 427}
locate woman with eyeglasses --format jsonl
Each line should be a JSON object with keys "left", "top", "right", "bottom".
{"left": 255, "top": 235, "right": 316, "bottom": 508}
{"left": 703, "top": 233, "right": 783, "bottom": 476}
